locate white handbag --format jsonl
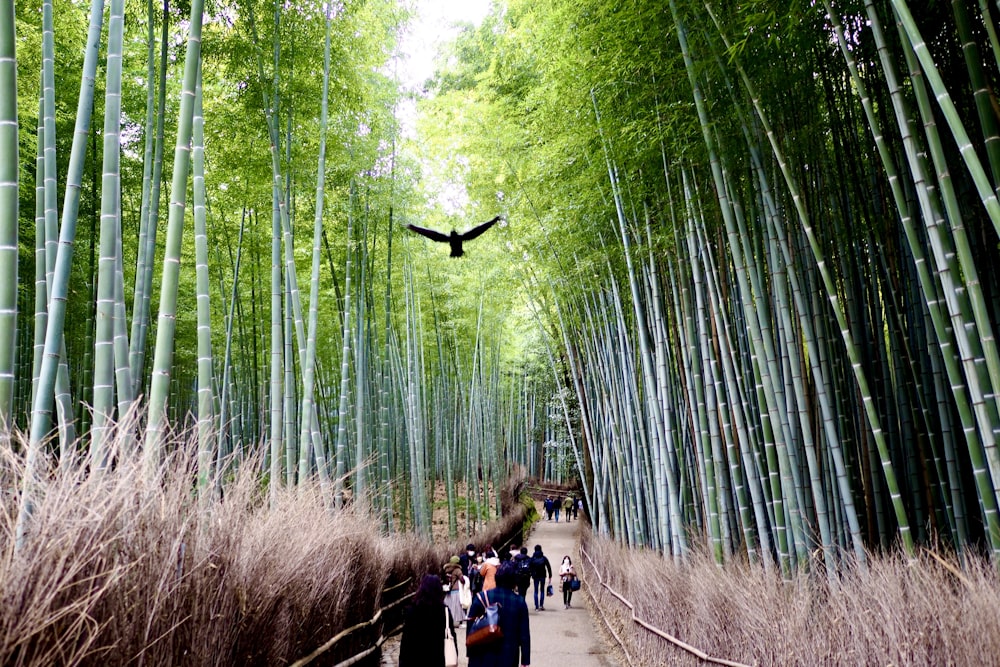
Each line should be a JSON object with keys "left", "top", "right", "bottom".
{"left": 458, "top": 575, "right": 472, "bottom": 609}
{"left": 444, "top": 608, "right": 459, "bottom": 667}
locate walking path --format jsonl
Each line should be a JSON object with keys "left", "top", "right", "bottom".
{"left": 511, "top": 509, "right": 620, "bottom": 667}
{"left": 380, "top": 508, "right": 622, "bottom": 667}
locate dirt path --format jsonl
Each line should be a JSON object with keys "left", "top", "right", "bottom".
{"left": 382, "top": 510, "right": 622, "bottom": 667}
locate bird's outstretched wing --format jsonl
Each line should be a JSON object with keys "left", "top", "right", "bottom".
{"left": 407, "top": 223, "right": 451, "bottom": 243}
{"left": 458, "top": 215, "right": 501, "bottom": 241}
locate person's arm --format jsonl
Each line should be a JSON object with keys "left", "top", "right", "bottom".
{"left": 545, "top": 558, "right": 553, "bottom": 579}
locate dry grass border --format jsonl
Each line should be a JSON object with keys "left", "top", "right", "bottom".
{"left": 0, "top": 433, "right": 530, "bottom": 666}
{"left": 579, "top": 527, "right": 1000, "bottom": 666}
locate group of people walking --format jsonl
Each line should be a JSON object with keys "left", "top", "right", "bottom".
{"left": 399, "top": 494, "right": 584, "bottom": 667}
{"left": 543, "top": 495, "right": 581, "bottom": 522}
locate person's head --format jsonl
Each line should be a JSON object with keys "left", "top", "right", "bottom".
{"left": 520, "top": 547, "right": 528, "bottom": 556}
{"left": 495, "top": 560, "right": 518, "bottom": 589}
{"left": 533, "top": 545, "right": 542, "bottom": 554}
{"left": 466, "top": 543, "right": 476, "bottom": 554}
{"left": 450, "top": 556, "right": 460, "bottom": 565}
{"left": 562, "top": 555, "right": 572, "bottom": 566}
{"left": 414, "top": 574, "right": 445, "bottom": 607}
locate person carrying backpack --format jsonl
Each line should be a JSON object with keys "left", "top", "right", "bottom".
{"left": 528, "top": 545, "right": 552, "bottom": 611}
{"left": 466, "top": 561, "right": 531, "bottom": 667}
{"left": 513, "top": 546, "right": 532, "bottom": 597}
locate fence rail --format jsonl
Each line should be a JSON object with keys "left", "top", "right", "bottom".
{"left": 579, "top": 546, "right": 752, "bottom": 667}
{"left": 289, "top": 578, "right": 415, "bottom": 667}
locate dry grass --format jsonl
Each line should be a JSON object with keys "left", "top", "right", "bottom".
{"left": 580, "top": 528, "right": 1000, "bottom": 666}
{"left": 0, "top": 431, "right": 529, "bottom": 666}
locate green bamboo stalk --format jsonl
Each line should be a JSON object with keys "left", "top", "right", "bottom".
{"left": 705, "top": 2, "right": 914, "bottom": 554}
{"left": 192, "top": 65, "right": 215, "bottom": 494}
{"left": 0, "top": 0, "right": 17, "bottom": 431}
{"left": 216, "top": 214, "right": 244, "bottom": 496}
{"left": 952, "top": 0, "right": 1000, "bottom": 183}
{"left": 41, "top": 0, "right": 56, "bottom": 299}
{"left": 269, "top": 186, "right": 284, "bottom": 495}
{"left": 30, "top": 101, "right": 44, "bottom": 414}
{"left": 823, "top": 0, "right": 975, "bottom": 554}
{"left": 112, "top": 220, "right": 133, "bottom": 422}
{"left": 355, "top": 215, "right": 369, "bottom": 505}
{"left": 298, "top": 1, "right": 334, "bottom": 507}
{"left": 129, "top": 0, "right": 169, "bottom": 397}
{"left": 380, "top": 199, "right": 396, "bottom": 531}
{"left": 334, "top": 186, "right": 356, "bottom": 506}
{"left": 592, "top": 90, "right": 685, "bottom": 554}
{"left": 283, "top": 276, "right": 296, "bottom": 486}
{"left": 142, "top": 0, "right": 206, "bottom": 465}
{"left": 92, "top": 0, "right": 127, "bottom": 466}
{"left": 25, "top": 0, "right": 103, "bottom": 456}
{"left": 889, "top": 0, "right": 1000, "bottom": 237}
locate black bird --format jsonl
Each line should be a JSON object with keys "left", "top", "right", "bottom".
{"left": 406, "top": 216, "right": 502, "bottom": 257}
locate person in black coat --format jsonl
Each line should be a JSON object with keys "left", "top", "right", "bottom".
{"left": 398, "top": 574, "right": 457, "bottom": 667}
{"left": 466, "top": 561, "right": 531, "bottom": 667}
{"left": 528, "top": 545, "right": 552, "bottom": 611}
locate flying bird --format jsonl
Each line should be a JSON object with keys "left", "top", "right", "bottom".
{"left": 407, "top": 216, "right": 502, "bottom": 258}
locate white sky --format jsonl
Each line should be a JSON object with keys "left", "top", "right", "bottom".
{"left": 394, "top": 0, "right": 494, "bottom": 216}
{"left": 396, "top": 0, "right": 493, "bottom": 92}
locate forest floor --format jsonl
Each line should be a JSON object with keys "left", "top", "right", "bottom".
{"left": 382, "top": 502, "right": 621, "bottom": 667}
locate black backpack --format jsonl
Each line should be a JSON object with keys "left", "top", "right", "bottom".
{"left": 530, "top": 554, "right": 547, "bottom": 578}
{"left": 515, "top": 555, "right": 531, "bottom": 580}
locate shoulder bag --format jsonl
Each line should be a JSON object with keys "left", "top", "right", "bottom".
{"left": 465, "top": 591, "right": 504, "bottom": 648}
{"left": 458, "top": 576, "right": 472, "bottom": 609}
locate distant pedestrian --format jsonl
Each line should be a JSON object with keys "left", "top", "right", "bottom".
{"left": 459, "top": 543, "right": 477, "bottom": 576}
{"left": 559, "top": 555, "right": 577, "bottom": 609}
{"left": 443, "top": 555, "right": 466, "bottom": 625}
{"left": 467, "top": 561, "right": 531, "bottom": 667}
{"left": 469, "top": 553, "right": 485, "bottom": 594}
{"left": 512, "top": 546, "right": 532, "bottom": 597}
{"left": 479, "top": 552, "right": 500, "bottom": 591}
{"left": 574, "top": 498, "right": 581, "bottom": 520}
{"left": 544, "top": 496, "right": 554, "bottom": 520}
{"left": 554, "top": 496, "right": 562, "bottom": 522}
{"left": 563, "top": 496, "right": 574, "bottom": 522}
{"left": 398, "top": 574, "right": 457, "bottom": 667}
{"left": 528, "top": 544, "right": 552, "bottom": 611}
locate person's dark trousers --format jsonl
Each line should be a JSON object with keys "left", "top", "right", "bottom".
{"left": 562, "top": 583, "right": 573, "bottom": 607}
{"left": 533, "top": 577, "right": 546, "bottom": 610}
{"left": 517, "top": 579, "right": 530, "bottom": 598}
